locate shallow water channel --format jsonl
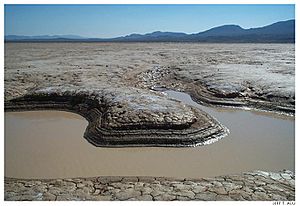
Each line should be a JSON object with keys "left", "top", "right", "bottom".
{"left": 5, "top": 91, "right": 294, "bottom": 179}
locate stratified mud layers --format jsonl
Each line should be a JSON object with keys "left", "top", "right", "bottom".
{"left": 5, "top": 86, "right": 229, "bottom": 147}
{"left": 184, "top": 83, "right": 295, "bottom": 114}
{"left": 138, "top": 66, "right": 294, "bottom": 115}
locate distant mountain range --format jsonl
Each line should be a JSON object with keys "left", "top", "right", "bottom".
{"left": 5, "top": 34, "right": 85, "bottom": 40}
{"left": 5, "top": 19, "right": 295, "bottom": 43}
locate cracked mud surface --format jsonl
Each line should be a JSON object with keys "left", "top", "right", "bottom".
{"left": 5, "top": 170, "right": 295, "bottom": 201}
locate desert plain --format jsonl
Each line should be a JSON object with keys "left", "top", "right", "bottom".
{"left": 4, "top": 42, "right": 295, "bottom": 201}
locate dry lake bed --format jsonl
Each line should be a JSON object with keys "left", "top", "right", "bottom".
{"left": 4, "top": 43, "right": 295, "bottom": 201}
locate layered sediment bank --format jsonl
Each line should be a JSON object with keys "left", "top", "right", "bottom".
{"left": 5, "top": 86, "right": 228, "bottom": 147}
{"left": 138, "top": 65, "right": 294, "bottom": 115}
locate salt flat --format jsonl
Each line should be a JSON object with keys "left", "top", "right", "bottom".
{"left": 5, "top": 43, "right": 294, "bottom": 114}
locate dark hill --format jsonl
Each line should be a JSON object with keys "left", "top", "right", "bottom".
{"left": 5, "top": 20, "right": 295, "bottom": 43}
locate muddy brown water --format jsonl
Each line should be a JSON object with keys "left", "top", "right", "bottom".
{"left": 5, "top": 91, "right": 294, "bottom": 179}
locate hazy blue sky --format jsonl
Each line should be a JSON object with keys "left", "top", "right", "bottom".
{"left": 5, "top": 4, "right": 295, "bottom": 38}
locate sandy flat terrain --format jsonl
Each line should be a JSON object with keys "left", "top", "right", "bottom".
{"left": 5, "top": 43, "right": 294, "bottom": 113}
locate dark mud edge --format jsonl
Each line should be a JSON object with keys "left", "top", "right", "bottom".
{"left": 5, "top": 87, "right": 229, "bottom": 147}
{"left": 144, "top": 67, "right": 294, "bottom": 116}
{"left": 156, "top": 85, "right": 295, "bottom": 116}
{"left": 185, "top": 84, "right": 294, "bottom": 115}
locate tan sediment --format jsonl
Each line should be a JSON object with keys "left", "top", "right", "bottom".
{"left": 5, "top": 109, "right": 294, "bottom": 179}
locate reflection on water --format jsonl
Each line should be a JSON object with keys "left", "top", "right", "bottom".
{"left": 5, "top": 93, "right": 294, "bottom": 179}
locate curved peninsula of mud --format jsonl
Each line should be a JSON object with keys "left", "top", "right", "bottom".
{"left": 5, "top": 86, "right": 229, "bottom": 147}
